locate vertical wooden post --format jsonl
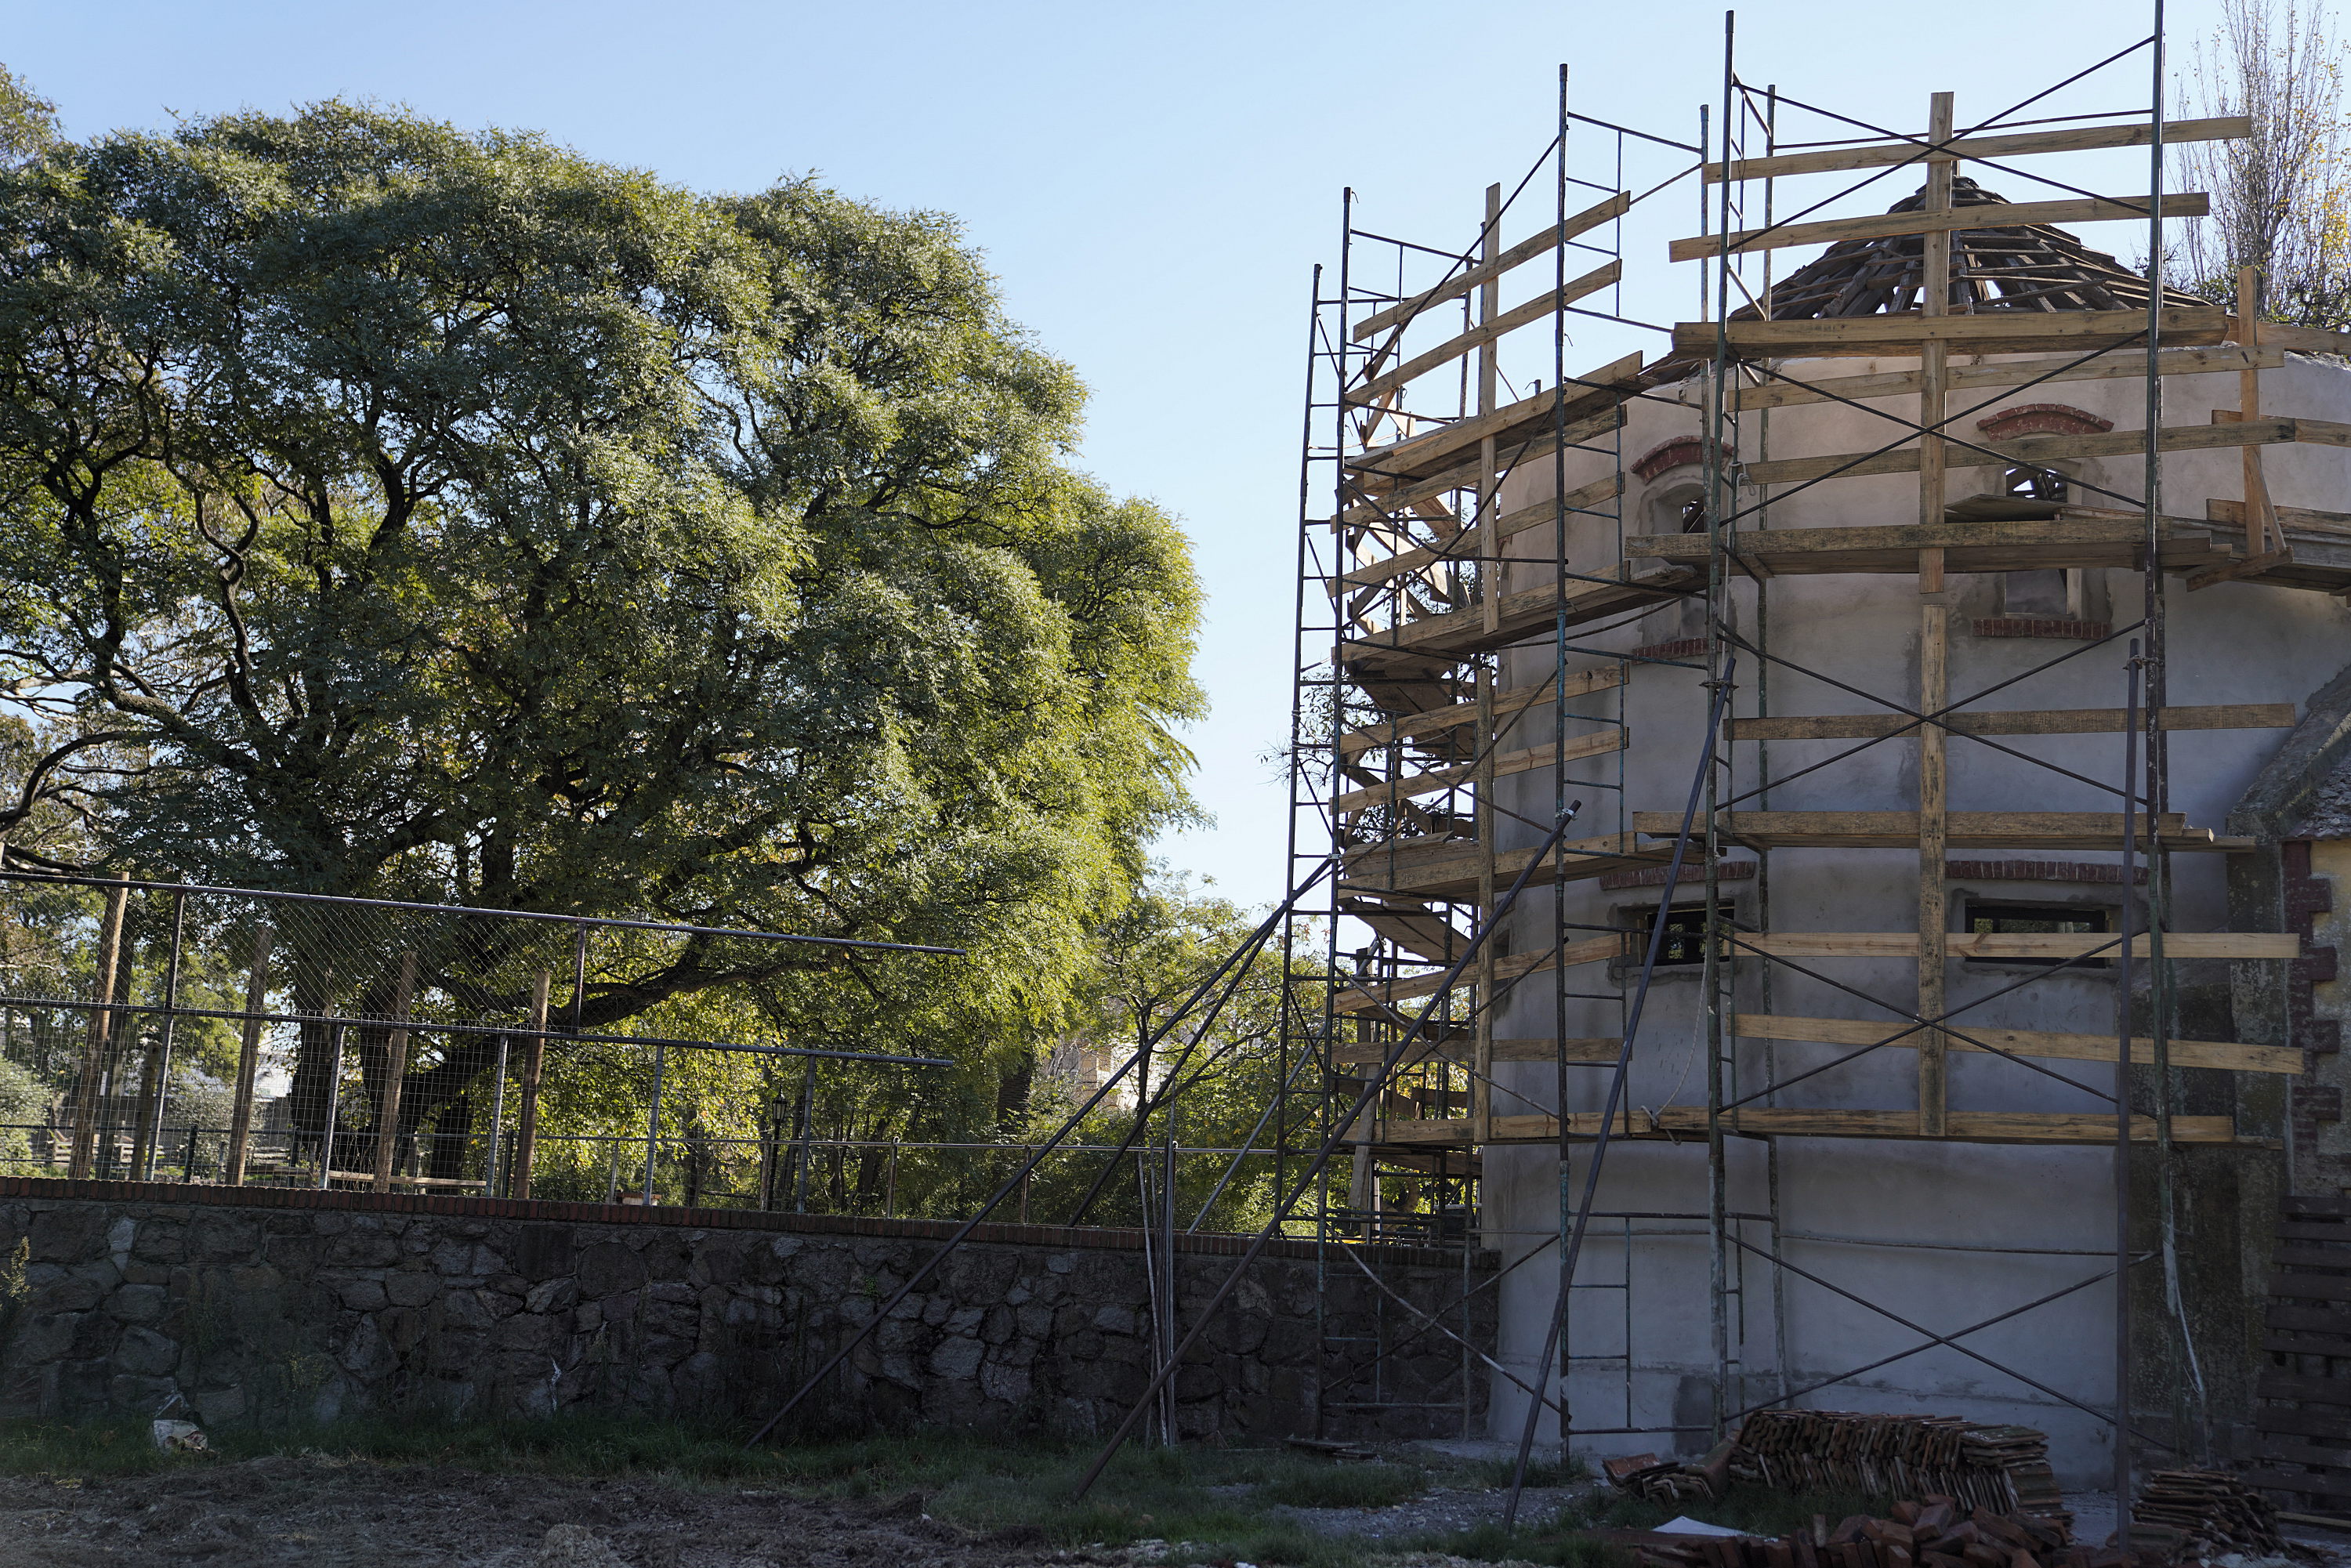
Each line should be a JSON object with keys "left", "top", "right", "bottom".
{"left": 128, "top": 1028, "right": 162, "bottom": 1180}
{"left": 509, "top": 969, "right": 552, "bottom": 1200}
{"left": 1480, "top": 181, "right": 1503, "bottom": 634}
{"left": 1916, "top": 91, "right": 1956, "bottom": 1138}
{"left": 2238, "top": 267, "right": 2288, "bottom": 559}
{"left": 371, "top": 950, "right": 417, "bottom": 1193}
{"left": 1473, "top": 668, "right": 1498, "bottom": 1147}
{"left": 68, "top": 872, "right": 130, "bottom": 1180}
{"left": 223, "top": 922, "right": 273, "bottom": 1186}
{"left": 483, "top": 1033, "right": 510, "bottom": 1196}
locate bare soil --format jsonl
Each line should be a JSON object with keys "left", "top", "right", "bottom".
{"left": 0, "top": 1453, "right": 1103, "bottom": 1567}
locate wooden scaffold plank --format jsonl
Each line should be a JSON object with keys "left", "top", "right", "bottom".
{"left": 1668, "top": 193, "right": 2208, "bottom": 263}
{"left": 1730, "top": 703, "right": 2295, "bottom": 741}
{"left": 1672, "top": 306, "right": 2228, "bottom": 360}
{"left": 1632, "top": 809, "right": 2251, "bottom": 852}
{"left": 1349, "top": 1109, "right": 2248, "bottom": 1146}
{"left": 1734, "top": 1012, "right": 2302, "bottom": 1073}
{"left": 1704, "top": 114, "right": 2251, "bottom": 183}
{"left": 1740, "top": 413, "right": 2342, "bottom": 487}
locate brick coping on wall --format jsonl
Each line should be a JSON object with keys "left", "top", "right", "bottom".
{"left": 0, "top": 1175, "right": 1492, "bottom": 1272}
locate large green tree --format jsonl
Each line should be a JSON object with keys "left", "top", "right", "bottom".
{"left": 0, "top": 97, "right": 1201, "bottom": 1152}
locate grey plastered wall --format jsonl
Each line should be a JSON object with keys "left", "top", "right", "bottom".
{"left": 0, "top": 1180, "right": 1492, "bottom": 1442}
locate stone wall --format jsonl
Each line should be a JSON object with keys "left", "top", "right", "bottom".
{"left": 0, "top": 1179, "right": 1493, "bottom": 1443}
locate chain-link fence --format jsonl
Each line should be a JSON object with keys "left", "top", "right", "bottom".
{"left": 0, "top": 870, "right": 957, "bottom": 1201}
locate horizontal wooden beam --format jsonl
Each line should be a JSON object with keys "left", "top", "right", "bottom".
{"left": 1331, "top": 1037, "right": 1617, "bottom": 1067}
{"left": 1628, "top": 514, "right": 2230, "bottom": 578}
{"left": 1731, "top": 702, "right": 2295, "bottom": 741}
{"left": 1714, "top": 345, "right": 2281, "bottom": 415}
{"left": 1669, "top": 193, "right": 2208, "bottom": 263}
{"left": 2231, "top": 318, "right": 2351, "bottom": 356}
{"left": 1341, "top": 404, "right": 1626, "bottom": 523}
{"left": 1742, "top": 414, "right": 2348, "bottom": 487}
{"left": 1342, "top": 561, "right": 1699, "bottom": 672}
{"left": 1331, "top": 727, "right": 1625, "bottom": 813}
{"left": 1333, "top": 925, "right": 2297, "bottom": 1009}
{"left": 1350, "top": 190, "right": 1632, "bottom": 341}
{"left": 1331, "top": 934, "right": 1624, "bottom": 1013}
{"left": 1332, "top": 473, "right": 1625, "bottom": 594}
{"left": 2212, "top": 498, "right": 2351, "bottom": 540}
{"left": 1632, "top": 809, "right": 2246, "bottom": 853}
{"left": 1704, "top": 114, "right": 2251, "bottom": 183}
{"left": 1351, "top": 259, "right": 1621, "bottom": 407}
{"left": 1340, "top": 829, "right": 1669, "bottom": 901}
{"left": 1673, "top": 306, "right": 2227, "bottom": 360}
{"left": 1718, "top": 930, "right": 2295, "bottom": 959}
{"left": 1347, "top": 352, "right": 1646, "bottom": 484}
{"left": 1735, "top": 1012, "right": 2301, "bottom": 1073}
{"left": 1355, "top": 1109, "right": 2245, "bottom": 1146}
{"left": 1339, "top": 666, "right": 1624, "bottom": 757}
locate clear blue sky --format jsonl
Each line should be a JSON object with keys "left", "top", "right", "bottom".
{"left": 0, "top": 0, "right": 2228, "bottom": 907}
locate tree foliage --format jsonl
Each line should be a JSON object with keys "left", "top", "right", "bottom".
{"left": 2175, "top": 0, "right": 2351, "bottom": 325}
{"left": 0, "top": 92, "right": 1204, "bottom": 1152}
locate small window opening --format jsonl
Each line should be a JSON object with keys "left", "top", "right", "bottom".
{"left": 1965, "top": 901, "right": 2114, "bottom": 967}
{"left": 1680, "top": 495, "right": 1708, "bottom": 534}
{"left": 2003, "top": 465, "right": 2067, "bottom": 502}
{"left": 1998, "top": 568, "right": 2085, "bottom": 619}
{"left": 1628, "top": 900, "right": 1735, "bottom": 967}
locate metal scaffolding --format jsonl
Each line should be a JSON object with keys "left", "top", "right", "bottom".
{"left": 1248, "top": 2, "right": 2345, "bottom": 1523}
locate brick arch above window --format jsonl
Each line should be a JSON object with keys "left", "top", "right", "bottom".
{"left": 1632, "top": 437, "right": 1704, "bottom": 481}
{"left": 1975, "top": 403, "right": 2114, "bottom": 440}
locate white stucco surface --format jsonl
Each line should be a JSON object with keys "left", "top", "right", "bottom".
{"left": 1476, "top": 349, "right": 2351, "bottom": 1479}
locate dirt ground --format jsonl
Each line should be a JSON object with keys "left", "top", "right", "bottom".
{"left": 0, "top": 1454, "right": 1107, "bottom": 1568}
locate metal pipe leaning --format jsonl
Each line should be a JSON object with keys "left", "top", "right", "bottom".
{"left": 1068, "top": 802, "right": 1588, "bottom": 1501}
{"left": 741, "top": 856, "right": 1339, "bottom": 1449}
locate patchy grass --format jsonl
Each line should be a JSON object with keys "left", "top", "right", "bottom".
{"left": 1255, "top": 1461, "right": 1427, "bottom": 1509}
{"left": 0, "top": 1414, "right": 1470, "bottom": 1566}
{"left": 1454, "top": 1452, "right": 1590, "bottom": 1491}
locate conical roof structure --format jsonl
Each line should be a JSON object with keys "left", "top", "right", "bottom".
{"left": 1744, "top": 175, "right": 2212, "bottom": 319}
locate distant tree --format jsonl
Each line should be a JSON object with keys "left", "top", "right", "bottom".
{"left": 0, "top": 65, "right": 55, "bottom": 163}
{"left": 0, "top": 93, "right": 1202, "bottom": 1150}
{"left": 2175, "top": 0, "right": 2351, "bottom": 326}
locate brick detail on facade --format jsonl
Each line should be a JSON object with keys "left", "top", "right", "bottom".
{"left": 1945, "top": 859, "right": 2147, "bottom": 886}
{"left": 1632, "top": 438, "right": 1703, "bottom": 482}
{"left": 2287, "top": 840, "right": 2340, "bottom": 1056}
{"left": 1630, "top": 637, "right": 1707, "bottom": 661}
{"left": 1974, "top": 403, "right": 2114, "bottom": 440}
{"left": 1972, "top": 617, "right": 2113, "bottom": 641}
{"left": 1599, "top": 860, "right": 1756, "bottom": 892}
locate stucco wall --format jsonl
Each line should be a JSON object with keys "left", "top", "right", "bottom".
{"left": 1472, "top": 350, "right": 2349, "bottom": 1478}
{"left": 0, "top": 1179, "right": 1492, "bottom": 1442}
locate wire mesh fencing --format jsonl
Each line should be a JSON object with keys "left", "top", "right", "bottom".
{"left": 0, "top": 869, "right": 958, "bottom": 1200}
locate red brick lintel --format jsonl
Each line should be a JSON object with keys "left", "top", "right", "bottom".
{"left": 1973, "top": 618, "right": 2113, "bottom": 641}
{"left": 1601, "top": 860, "right": 1758, "bottom": 891}
{"left": 0, "top": 1175, "right": 1488, "bottom": 1272}
{"left": 1946, "top": 859, "right": 2148, "bottom": 886}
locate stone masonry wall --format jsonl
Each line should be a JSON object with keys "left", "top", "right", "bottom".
{"left": 0, "top": 1179, "right": 1492, "bottom": 1443}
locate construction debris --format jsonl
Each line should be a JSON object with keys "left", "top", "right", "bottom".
{"left": 2132, "top": 1471, "right": 2303, "bottom": 1559}
{"left": 1607, "top": 1413, "right": 2068, "bottom": 1533}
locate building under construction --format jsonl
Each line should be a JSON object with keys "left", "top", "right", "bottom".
{"left": 1291, "top": 13, "right": 2351, "bottom": 1506}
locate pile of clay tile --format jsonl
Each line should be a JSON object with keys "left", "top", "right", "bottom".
{"left": 1621, "top": 1496, "right": 2086, "bottom": 1568}
{"left": 2131, "top": 1471, "right": 2298, "bottom": 1559}
{"left": 1606, "top": 1411, "right": 2067, "bottom": 1534}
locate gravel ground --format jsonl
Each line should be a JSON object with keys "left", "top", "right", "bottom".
{"left": 1271, "top": 1482, "right": 1589, "bottom": 1542}
{"left": 0, "top": 1454, "right": 1106, "bottom": 1568}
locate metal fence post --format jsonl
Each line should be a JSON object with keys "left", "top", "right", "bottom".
{"left": 316, "top": 1024, "right": 345, "bottom": 1190}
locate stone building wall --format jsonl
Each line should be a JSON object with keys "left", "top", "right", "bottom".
{"left": 0, "top": 1179, "right": 1492, "bottom": 1443}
